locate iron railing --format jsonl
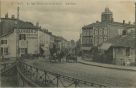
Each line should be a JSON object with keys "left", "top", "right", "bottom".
{"left": 17, "top": 60, "right": 106, "bottom": 87}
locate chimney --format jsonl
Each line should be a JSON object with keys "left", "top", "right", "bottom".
{"left": 128, "top": 21, "right": 131, "bottom": 25}
{"left": 11, "top": 15, "right": 15, "bottom": 19}
{"left": 96, "top": 20, "right": 99, "bottom": 23}
{"left": 5, "top": 13, "right": 8, "bottom": 18}
{"left": 123, "top": 20, "right": 125, "bottom": 24}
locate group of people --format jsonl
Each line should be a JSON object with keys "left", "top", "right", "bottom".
{"left": 49, "top": 50, "right": 77, "bottom": 63}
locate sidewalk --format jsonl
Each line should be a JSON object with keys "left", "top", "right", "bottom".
{"left": 78, "top": 57, "right": 136, "bottom": 71}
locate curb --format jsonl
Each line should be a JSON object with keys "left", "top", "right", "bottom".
{"left": 78, "top": 60, "right": 136, "bottom": 72}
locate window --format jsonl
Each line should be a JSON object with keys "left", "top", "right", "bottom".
{"left": 126, "top": 48, "right": 130, "bottom": 56}
{"left": 19, "top": 48, "right": 27, "bottom": 54}
{"left": 0, "top": 47, "right": 3, "bottom": 55}
{"left": 4, "top": 48, "right": 8, "bottom": 55}
{"left": 19, "top": 34, "right": 26, "bottom": 40}
{"left": 1, "top": 40, "right": 7, "bottom": 44}
{"left": 0, "top": 47, "right": 8, "bottom": 55}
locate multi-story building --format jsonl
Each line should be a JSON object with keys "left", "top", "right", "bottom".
{"left": 54, "top": 36, "right": 68, "bottom": 52}
{"left": 0, "top": 14, "right": 55, "bottom": 58}
{"left": 81, "top": 7, "right": 135, "bottom": 53}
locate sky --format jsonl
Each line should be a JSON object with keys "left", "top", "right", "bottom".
{"left": 0, "top": 0, "right": 136, "bottom": 41}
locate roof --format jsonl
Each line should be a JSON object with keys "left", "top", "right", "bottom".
{"left": 0, "top": 18, "right": 39, "bottom": 37}
{"left": 100, "top": 43, "right": 112, "bottom": 50}
{"left": 103, "top": 32, "right": 135, "bottom": 48}
{"left": 0, "top": 31, "right": 14, "bottom": 38}
{"left": 82, "top": 21, "right": 134, "bottom": 29}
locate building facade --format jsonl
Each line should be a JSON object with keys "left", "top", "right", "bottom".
{"left": 99, "top": 32, "right": 135, "bottom": 66}
{"left": 81, "top": 8, "right": 135, "bottom": 52}
{"left": 0, "top": 15, "right": 55, "bottom": 58}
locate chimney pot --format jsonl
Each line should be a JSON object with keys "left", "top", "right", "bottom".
{"left": 123, "top": 20, "right": 125, "bottom": 24}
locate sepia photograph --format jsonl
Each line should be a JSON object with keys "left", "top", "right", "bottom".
{"left": 0, "top": 0, "right": 136, "bottom": 87}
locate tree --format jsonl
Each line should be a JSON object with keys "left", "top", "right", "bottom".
{"left": 49, "top": 43, "right": 57, "bottom": 56}
{"left": 39, "top": 46, "right": 44, "bottom": 56}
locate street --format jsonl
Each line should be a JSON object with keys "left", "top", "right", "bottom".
{"left": 24, "top": 58, "right": 136, "bottom": 87}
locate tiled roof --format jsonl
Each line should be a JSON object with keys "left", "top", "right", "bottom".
{"left": 105, "top": 32, "right": 135, "bottom": 48}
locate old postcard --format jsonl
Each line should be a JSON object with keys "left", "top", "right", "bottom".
{"left": 0, "top": 0, "right": 136, "bottom": 87}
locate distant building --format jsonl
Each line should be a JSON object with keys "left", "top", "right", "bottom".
{"left": 75, "top": 39, "right": 81, "bottom": 55}
{"left": 38, "top": 29, "right": 53, "bottom": 57}
{"left": 99, "top": 32, "right": 135, "bottom": 66}
{"left": 81, "top": 7, "right": 135, "bottom": 53}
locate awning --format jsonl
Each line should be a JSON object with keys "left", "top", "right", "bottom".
{"left": 100, "top": 43, "right": 111, "bottom": 50}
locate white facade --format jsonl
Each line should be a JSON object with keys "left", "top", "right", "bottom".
{"left": 0, "top": 28, "right": 53, "bottom": 58}
{"left": 0, "top": 32, "right": 16, "bottom": 58}
{"left": 15, "top": 28, "right": 39, "bottom": 56}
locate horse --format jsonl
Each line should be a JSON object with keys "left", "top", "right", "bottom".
{"left": 49, "top": 55, "right": 58, "bottom": 63}
{"left": 66, "top": 54, "right": 77, "bottom": 63}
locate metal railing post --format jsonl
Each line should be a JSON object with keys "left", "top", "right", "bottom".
{"left": 74, "top": 80, "right": 79, "bottom": 88}
{"left": 44, "top": 71, "right": 47, "bottom": 86}
{"left": 56, "top": 74, "right": 60, "bottom": 87}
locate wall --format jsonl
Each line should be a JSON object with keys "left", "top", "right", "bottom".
{"left": 0, "top": 32, "right": 16, "bottom": 58}
{"left": 15, "top": 28, "right": 39, "bottom": 56}
{"left": 113, "top": 47, "right": 135, "bottom": 65}
{"left": 38, "top": 31, "right": 50, "bottom": 56}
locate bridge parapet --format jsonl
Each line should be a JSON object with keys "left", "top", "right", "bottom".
{"left": 17, "top": 60, "right": 106, "bottom": 87}
{"left": 0, "top": 61, "right": 16, "bottom": 74}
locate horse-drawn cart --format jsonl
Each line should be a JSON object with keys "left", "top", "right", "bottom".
{"left": 66, "top": 54, "right": 77, "bottom": 63}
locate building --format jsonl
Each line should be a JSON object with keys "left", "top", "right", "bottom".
{"left": 81, "top": 7, "right": 135, "bottom": 53}
{"left": 68, "top": 40, "right": 76, "bottom": 54}
{"left": 0, "top": 15, "right": 39, "bottom": 58}
{"left": 0, "top": 14, "right": 55, "bottom": 58}
{"left": 99, "top": 32, "right": 135, "bottom": 66}
{"left": 54, "top": 36, "right": 68, "bottom": 52}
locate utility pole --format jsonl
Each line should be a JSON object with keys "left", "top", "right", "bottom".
{"left": 0, "top": 0, "right": 2, "bottom": 34}
{"left": 16, "top": 6, "right": 20, "bottom": 59}
{"left": 0, "top": 0, "right": 1, "bottom": 21}
{"left": 135, "top": 3, "right": 136, "bottom": 63}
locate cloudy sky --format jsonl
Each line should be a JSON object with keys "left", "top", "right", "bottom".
{"left": 0, "top": 0, "right": 135, "bottom": 41}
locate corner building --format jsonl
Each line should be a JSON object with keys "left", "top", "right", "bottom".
{"left": 81, "top": 7, "right": 135, "bottom": 53}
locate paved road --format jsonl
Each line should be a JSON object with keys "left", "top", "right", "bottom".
{"left": 25, "top": 59, "right": 136, "bottom": 87}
